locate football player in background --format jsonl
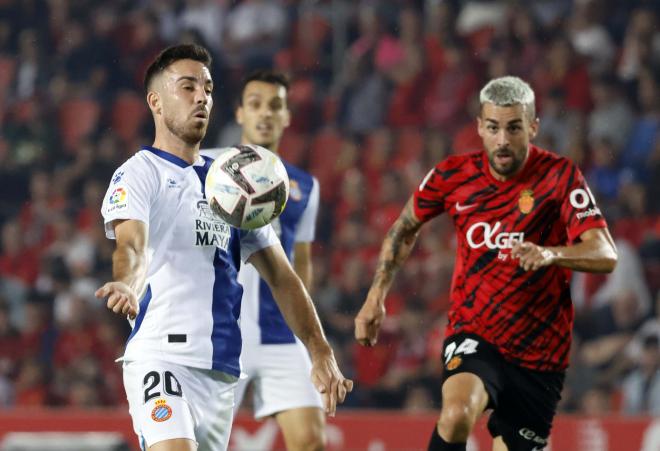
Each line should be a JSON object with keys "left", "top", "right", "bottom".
{"left": 96, "top": 45, "right": 351, "bottom": 451}
{"left": 204, "top": 70, "right": 327, "bottom": 451}
{"left": 355, "top": 76, "right": 617, "bottom": 451}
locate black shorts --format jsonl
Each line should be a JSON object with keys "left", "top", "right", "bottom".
{"left": 441, "top": 333, "right": 564, "bottom": 451}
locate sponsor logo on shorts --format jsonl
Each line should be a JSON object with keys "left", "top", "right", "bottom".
{"left": 151, "top": 399, "right": 172, "bottom": 422}
{"left": 518, "top": 427, "right": 547, "bottom": 446}
{"left": 446, "top": 355, "right": 462, "bottom": 370}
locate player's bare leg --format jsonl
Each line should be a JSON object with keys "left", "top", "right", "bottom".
{"left": 275, "top": 407, "right": 325, "bottom": 451}
{"left": 148, "top": 438, "right": 196, "bottom": 450}
{"left": 492, "top": 436, "right": 508, "bottom": 451}
{"left": 437, "top": 373, "right": 489, "bottom": 442}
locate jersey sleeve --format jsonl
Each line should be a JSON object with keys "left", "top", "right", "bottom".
{"left": 295, "top": 177, "right": 319, "bottom": 243}
{"left": 413, "top": 158, "right": 457, "bottom": 222}
{"left": 559, "top": 162, "right": 608, "bottom": 242}
{"left": 239, "top": 224, "right": 281, "bottom": 262}
{"left": 101, "top": 159, "right": 156, "bottom": 239}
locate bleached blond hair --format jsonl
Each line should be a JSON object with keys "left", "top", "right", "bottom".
{"left": 479, "top": 76, "right": 536, "bottom": 120}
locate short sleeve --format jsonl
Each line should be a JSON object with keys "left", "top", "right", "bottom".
{"left": 239, "top": 223, "right": 280, "bottom": 262}
{"left": 101, "top": 159, "right": 156, "bottom": 239}
{"left": 413, "top": 159, "right": 456, "bottom": 222}
{"left": 559, "top": 162, "right": 608, "bottom": 242}
{"left": 295, "top": 177, "right": 319, "bottom": 243}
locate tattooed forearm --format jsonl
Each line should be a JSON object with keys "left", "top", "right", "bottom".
{"left": 373, "top": 199, "right": 423, "bottom": 289}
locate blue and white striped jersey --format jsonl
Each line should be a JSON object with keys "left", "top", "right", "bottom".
{"left": 101, "top": 146, "right": 279, "bottom": 376}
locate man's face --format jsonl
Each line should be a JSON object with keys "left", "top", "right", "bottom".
{"left": 236, "top": 81, "right": 290, "bottom": 151}
{"left": 478, "top": 103, "right": 538, "bottom": 178}
{"left": 152, "top": 59, "right": 213, "bottom": 145}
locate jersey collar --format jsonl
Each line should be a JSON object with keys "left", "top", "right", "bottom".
{"left": 141, "top": 145, "right": 205, "bottom": 168}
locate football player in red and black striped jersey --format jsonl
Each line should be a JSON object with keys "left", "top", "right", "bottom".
{"left": 355, "top": 76, "right": 617, "bottom": 451}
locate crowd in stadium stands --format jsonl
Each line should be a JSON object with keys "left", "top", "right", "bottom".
{"left": 0, "top": 0, "right": 658, "bottom": 416}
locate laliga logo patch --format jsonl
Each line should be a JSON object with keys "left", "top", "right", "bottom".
{"left": 109, "top": 187, "right": 127, "bottom": 205}
{"left": 446, "top": 355, "right": 462, "bottom": 370}
{"left": 518, "top": 189, "right": 534, "bottom": 214}
{"left": 151, "top": 399, "right": 172, "bottom": 422}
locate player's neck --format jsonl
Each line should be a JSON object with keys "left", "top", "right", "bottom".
{"left": 152, "top": 134, "right": 200, "bottom": 165}
{"left": 241, "top": 136, "right": 279, "bottom": 155}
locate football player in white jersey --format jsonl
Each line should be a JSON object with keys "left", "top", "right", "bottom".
{"left": 95, "top": 45, "right": 352, "bottom": 451}
{"left": 205, "top": 70, "right": 327, "bottom": 450}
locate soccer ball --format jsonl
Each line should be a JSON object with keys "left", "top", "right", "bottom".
{"left": 205, "top": 144, "right": 289, "bottom": 230}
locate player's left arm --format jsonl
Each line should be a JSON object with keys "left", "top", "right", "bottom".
{"left": 248, "top": 244, "right": 353, "bottom": 415}
{"left": 293, "top": 242, "right": 313, "bottom": 291}
{"left": 511, "top": 227, "right": 618, "bottom": 273}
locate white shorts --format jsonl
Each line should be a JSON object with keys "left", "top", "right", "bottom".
{"left": 235, "top": 340, "right": 323, "bottom": 419}
{"left": 123, "top": 359, "right": 238, "bottom": 450}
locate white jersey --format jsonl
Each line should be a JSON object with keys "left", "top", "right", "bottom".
{"left": 101, "top": 146, "right": 279, "bottom": 377}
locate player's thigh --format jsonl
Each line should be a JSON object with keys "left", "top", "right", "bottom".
{"left": 124, "top": 360, "right": 236, "bottom": 451}
{"left": 123, "top": 360, "right": 197, "bottom": 449}
{"left": 440, "top": 333, "right": 504, "bottom": 411}
{"left": 275, "top": 407, "right": 325, "bottom": 450}
{"left": 251, "top": 342, "right": 323, "bottom": 419}
{"left": 492, "top": 436, "right": 508, "bottom": 451}
{"left": 487, "top": 366, "right": 564, "bottom": 450}
{"left": 148, "top": 438, "right": 197, "bottom": 451}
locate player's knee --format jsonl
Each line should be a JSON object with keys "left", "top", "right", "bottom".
{"left": 288, "top": 427, "right": 325, "bottom": 451}
{"left": 437, "top": 401, "right": 478, "bottom": 442}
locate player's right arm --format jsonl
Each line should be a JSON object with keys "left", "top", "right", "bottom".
{"left": 354, "top": 198, "right": 423, "bottom": 346}
{"left": 95, "top": 219, "right": 148, "bottom": 319}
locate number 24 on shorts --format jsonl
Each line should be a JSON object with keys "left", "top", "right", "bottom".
{"left": 444, "top": 338, "right": 479, "bottom": 364}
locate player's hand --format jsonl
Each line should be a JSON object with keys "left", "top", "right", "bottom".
{"left": 95, "top": 281, "right": 139, "bottom": 320}
{"left": 354, "top": 298, "right": 386, "bottom": 347}
{"left": 511, "top": 242, "right": 556, "bottom": 271}
{"left": 310, "top": 350, "right": 353, "bottom": 417}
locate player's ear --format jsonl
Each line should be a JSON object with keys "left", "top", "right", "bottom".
{"left": 147, "top": 90, "right": 161, "bottom": 115}
{"left": 236, "top": 105, "right": 244, "bottom": 125}
{"left": 476, "top": 115, "right": 485, "bottom": 138}
{"left": 282, "top": 106, "right": 291, "bottom": 128}
{"left": 528, "top": 117, "right": 540, "bottom": 140}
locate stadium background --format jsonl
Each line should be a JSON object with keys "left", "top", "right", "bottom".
{"left": 0, "top": 0, "right": 658, "bottom": 449}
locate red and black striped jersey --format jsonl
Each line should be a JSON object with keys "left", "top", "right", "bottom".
{"left": 413, "top": 145, "right": 607, "bottom": 371}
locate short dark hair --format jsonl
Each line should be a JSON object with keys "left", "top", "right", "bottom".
{"left": 238, "top": 69, "right": 290, "bottom": 105}
{"left": 144, "top": 44, "right": 212, "bottom": 93}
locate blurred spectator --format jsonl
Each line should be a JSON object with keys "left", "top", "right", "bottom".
{"left": 618, "top": 8, "right": 660, "bottom": 84}
{"left": 579, "top": 383, "right": 613, "bottom": 416}
{"left": 177, "top": 0, "right": 227, "bottom": 53}
{"left": 13, "top": 358, "right": 48, "bottom": 406}
{"left": 423, "top": 38, "right": 479, "bottom": 134}
{"left": 622, "top": 335, "right": 660, "bottom": 415}
{"left": 533, "top": 35, "right": 592, "bottom": 114}
{"left": 535, "top": 88, "right": 573, "bottom": 155}
{"left": 567, "top": 0, "right": 615, "bottom": 74}
{"left": 384, "top": 7, "right": 428, "bottom": 128}
{"left": 588, "top": 75, "right": 634, "bottom": 151}
{"left": 621, "top": 66, "right": 659, "bottom": 181}
{"left": 224, "top": 0, "right": 287, "bottom": 69}
{"left": 586, "top": 138, "right": 623, "bottom": 202}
